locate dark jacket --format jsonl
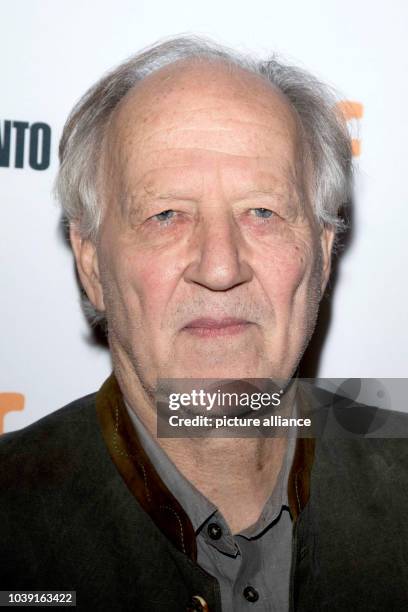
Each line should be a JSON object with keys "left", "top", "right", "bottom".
{"left": 1, "top": 375, "right": 407, "bottom": 611}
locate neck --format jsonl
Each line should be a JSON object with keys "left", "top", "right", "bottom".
{"left": 111, "top": 349, "right": 293, "bottom": 534}
{"left": 163, "top": 436, "right": 288, "bottom": 533}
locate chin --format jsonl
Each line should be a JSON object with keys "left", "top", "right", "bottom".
{"left": 165, "top": 360, "right": 269, "bottom": 381}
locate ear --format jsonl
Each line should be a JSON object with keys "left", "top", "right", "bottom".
{"left": 319, "top": 225, "right": 335, "bottom": 298}
{"left": 69, "top": 223, "right": 105, "bottom": 312}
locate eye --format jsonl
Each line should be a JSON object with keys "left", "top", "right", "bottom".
{"left": 152, "top": 209, "right": 176, "bottom": 223}
{"left": 251, "top": 207, "right": 274, "bottom": 219}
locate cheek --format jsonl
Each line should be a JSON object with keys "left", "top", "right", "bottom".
{"left": 258, "top": 241, "right": 310, "bottom": 304}
{"left": 112, "top": 247, "right": 183, "bottom": 322}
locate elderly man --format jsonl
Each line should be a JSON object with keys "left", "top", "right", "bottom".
{"left": 1, "top": 37, "right": 407, "bottom": 612}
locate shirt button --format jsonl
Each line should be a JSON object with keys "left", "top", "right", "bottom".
{"left": 243, "top": 585, "right": 259, "bottom": 603}
{"left": 207, "top": 522, "right": 222, "bottom": 540}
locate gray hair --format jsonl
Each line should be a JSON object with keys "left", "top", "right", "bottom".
{"left": 55, "top": 35, "right": 352, "bottom": 326}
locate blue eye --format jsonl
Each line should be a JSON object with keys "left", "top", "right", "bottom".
{"left": 253, "top": 208, "right": 274, "bottom": 218}
{"left": 154, "top": 210, "right": 175, "bottom": 222}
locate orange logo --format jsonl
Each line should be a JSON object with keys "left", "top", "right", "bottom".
{"left": 337, "top": 100, "right": 364, "bottom": 156}
{"left": 0, "top": 393, "right": 25, "bottom": 434}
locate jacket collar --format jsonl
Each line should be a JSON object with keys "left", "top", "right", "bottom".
{"left": 96, "top": 373, "right": 315, "bottom": 561}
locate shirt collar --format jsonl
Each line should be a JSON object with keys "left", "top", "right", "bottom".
{"left": 96, "top": 373, "right": 316, "bottom": 561}
{"left": 125, "top": 398, "right": 217, "bottom": 533}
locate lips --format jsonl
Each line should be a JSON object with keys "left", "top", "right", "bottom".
{"left": 183, "top": 317, "right": 251, "bottom": 337}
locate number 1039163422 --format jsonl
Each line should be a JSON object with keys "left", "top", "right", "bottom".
{"left": 0, "top": 592, "right": 76, "bottom": 606}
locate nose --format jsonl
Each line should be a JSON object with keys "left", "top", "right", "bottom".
{"left": 183, "top": 212, "right": 253, "bottom": 291}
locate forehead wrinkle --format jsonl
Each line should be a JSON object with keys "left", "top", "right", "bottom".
{"left": 136, "top": 122, "right": 296, "bottom": 147}
{"left": 108, "top": 130, "right": 302, "bottom": 210}
{"left": 120, "top": 148, "right": 298, "bottom": 189}
{"left": 116, "top": 123, "right": 296, "bottom": 163}
{"left": 109, "top": 75, "right": 299, "bottom": 156}
{"left": 104, "top": 62, "right": 310, "bottom": 219}
{"left": 114, "top": 104, "right": 299, "bottom": 176}
{"left": 108, "top": 92, "right": 299, "bottom": 163}
{"left": 122, "top": 100, "right": 297, "bottom": 136}
{"left": 122, "top": 151, "right": 297, "bottom": 196}
{"left": 124, "top": 163, "right": 302, "bottom": 217}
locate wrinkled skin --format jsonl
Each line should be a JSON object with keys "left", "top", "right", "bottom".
{"left": 71, "top": 60, "right": 334, "bottom": 398}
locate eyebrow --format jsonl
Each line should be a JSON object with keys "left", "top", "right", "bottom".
{"left": 124, "top": 189, "right": 197, "bottom": 219}
{"left": 142, "top": 184, "right": 200, "bottom": 200}
{"left": 234, "top": 188, "right": 302, "bottom": 213}
{"left": 234, "top": 189, "right": 289, "bottom": 200}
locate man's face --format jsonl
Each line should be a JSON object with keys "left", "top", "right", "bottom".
{"left": 73, "top": 61, "right": 333, "bottom": 389}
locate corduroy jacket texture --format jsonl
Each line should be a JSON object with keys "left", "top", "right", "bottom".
{"left": 1, "top": 375, "right": 408, "bottom": 611}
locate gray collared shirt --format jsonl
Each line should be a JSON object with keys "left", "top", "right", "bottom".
{"left": 125, "top": 402, "right": 295, "bottom": 611}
